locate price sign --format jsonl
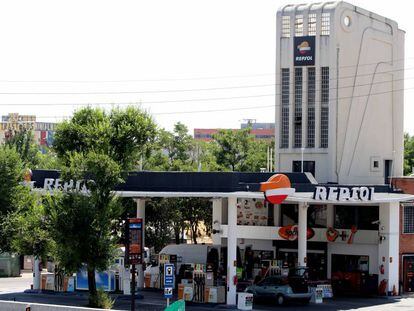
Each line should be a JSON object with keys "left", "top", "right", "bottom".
{"left": 125, "top": 218, "right": 143, "bottom": 265}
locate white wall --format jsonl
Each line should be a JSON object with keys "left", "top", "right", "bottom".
{"left": 275, "top": 2, "right": 404, "bottom": 184}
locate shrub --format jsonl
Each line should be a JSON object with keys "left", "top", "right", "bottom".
{"left": 89, "top": 289, "right": 114, "bottom": 309}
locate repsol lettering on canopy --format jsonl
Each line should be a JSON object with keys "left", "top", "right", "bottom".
{"left": 294, "top": 36, "right": 315, "bottom": 66}
{"left": 43, "top": 178, "right": 90, "bottom": 193}
{"left": 313, "top": 186, "right": 375, "bottom": 201}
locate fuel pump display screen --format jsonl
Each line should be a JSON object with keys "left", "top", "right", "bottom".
{"left": 125, "top": 218, "right": 143, "bottom": 265}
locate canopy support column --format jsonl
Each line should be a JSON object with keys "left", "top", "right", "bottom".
{"left": 226, "top": 196, "right": 238, "bottom": 305}
{"left": 298, "top": 202, "right": 308, "bottom": 267}
{"left": 134, "top": 198, "right": 146, "bottom": 289}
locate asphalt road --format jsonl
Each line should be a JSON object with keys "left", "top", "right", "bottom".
{"left": 0, "top": 275, "right": 413, "bottom": 310}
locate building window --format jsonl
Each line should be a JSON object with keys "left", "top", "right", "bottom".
{"left": 292, "top": 160, "right": 315, "bottom": 177}
{"left": 280, "top": 68, "right": 290, "bottom": 148}
{"left": 404, "top": 205, "right": 414, "bottom": 234}
{"left": 308, "top": 205, "right": 327, "bottom": 228}
{"left": 282, "top": 15, "right": 291, "bottom": 37}
{"left": 281, "top": 204, "right": 298, "bottom": 226}
{"left": 308, "top": 13, "right": 317, "bottom": 36}
{"left": 321, "top": 12, "right": 330, "bottom": 35}
{"left": 320, "top": 67, "right": 329, "bottom": 148}
{"left": 307, "top": 67, "right": 316, "bottom": 148}
{"left": 294, "top": 68, "right": 303, "bottom": 148}
{"left": 334, "top": 206, "right": 379, "bottom": 230}
{"left": 295, "top": 15, "right": 304, "bottom": 37}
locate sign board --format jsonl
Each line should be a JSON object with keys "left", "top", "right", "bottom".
{"left": 164, "top": 264, "right": 175, "bottom": 288}
{"left": 125, "top": 218, "right": 143, "bottom": 265}
{"left": 294, "top": 36, "right": 315, "bottom": 66}
{"left": 164, "top": 287, "right": 173, "bottom": 299}
{"left": 313, "top": 186, "right": 375, "bottom": 201}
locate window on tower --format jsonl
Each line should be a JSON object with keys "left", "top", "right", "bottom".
{"left": 282, "top": 15, "right": 291, "bottom": 37}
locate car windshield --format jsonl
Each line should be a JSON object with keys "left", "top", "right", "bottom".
{"left": 259, "top": 277, "right": 288, "bottom": 286}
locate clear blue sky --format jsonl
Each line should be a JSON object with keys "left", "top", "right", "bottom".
{"left": 0, "top": 0, "right": 412, "bottom": 134}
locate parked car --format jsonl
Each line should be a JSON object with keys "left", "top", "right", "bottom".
{"left": 245, "top": 275, "right": 312, "bottom": 305}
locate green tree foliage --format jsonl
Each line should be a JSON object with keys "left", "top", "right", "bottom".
{"left": 5, "top": 190, "right": 52, "bottom": 259}
{"left": 404, "top": 133, "right": 414, "bottom": 176}
{"left": 5, "top": 129, "right": 40, "bottom": 167}
{"left": 211, "top": 128, "right": 273, "bottom": 172}
{"left": 54, "top": 106, "right": 156, "bottom": 171}
{"left": 46, "top": 153, "right": 122, "bottom": 297}
{"left": 50, "top": 107, "right": 156, "bottom": 305}
{"left": 180, "top": 198, "right": 212, "bottom": 244}
{"left": 0, "top": 146, "right": 25, "bottom": 252}
{"left": 144, "top": 122, "right": 196, "bottom": 171}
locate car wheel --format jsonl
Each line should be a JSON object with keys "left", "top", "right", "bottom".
{"left": 276, "top": 294, "right": 285, "bottom": 305}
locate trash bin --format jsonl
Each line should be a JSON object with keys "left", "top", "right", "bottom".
{"left": 311, "top": 287, "right": 323, "bottom": 304}
{"left": 237, "top": 292, "right": 253, "bottom": 310}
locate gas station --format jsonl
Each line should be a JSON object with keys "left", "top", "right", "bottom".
{"left": 30, "top": 170, "right": 414, "bottom": 306}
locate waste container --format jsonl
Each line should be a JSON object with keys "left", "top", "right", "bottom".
{"left": 311, "top": 287, "right": 323, "bottom": 303}
{"left": 237, "top": 292, "right": 253, "bottom": 310}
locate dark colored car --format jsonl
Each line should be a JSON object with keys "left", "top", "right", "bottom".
{"left": 245, "top": 275, "right": 312, "bottom": 305}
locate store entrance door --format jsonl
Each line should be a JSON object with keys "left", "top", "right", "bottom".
{"left": 403, "top": 256, "right": 414, "bottom": 292}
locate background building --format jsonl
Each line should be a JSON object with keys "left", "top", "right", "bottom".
{"left": 194, "top": 121, "right": 275, "bottom": 141}
{"left": 274, "top": 2, "right": 405, "bottom": 184}
{"left": 0, "top": 113, "right": 57, "bottom": 148}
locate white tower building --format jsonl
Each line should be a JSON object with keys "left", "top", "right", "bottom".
{"left": 275, "top": 1, "right": 405, "bottom": 184}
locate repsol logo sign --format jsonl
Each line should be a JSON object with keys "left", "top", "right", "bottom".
{"left": 313, "top": 186, "right": 375, "bottom": 201}
{"left": 294, "top": 36, "right": 315, "bottom": 66}
{"left": 295, "top": 56, "right": 313, "bottom": 62}
{"left": 43, "top": 178, "right": 90, "bottom": 193}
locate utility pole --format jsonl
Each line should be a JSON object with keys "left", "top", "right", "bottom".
{"left": 131, "top": 264, "right": 136, "bottom": 311}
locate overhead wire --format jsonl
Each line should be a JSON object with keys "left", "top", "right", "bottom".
{"left": 0, "top": 66, "right": 412, "bottom": 95}
{"left": 0, "top": 55, "right": 413, "bottom": 83}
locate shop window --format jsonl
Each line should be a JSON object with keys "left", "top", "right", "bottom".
{"left": 334, "top": 205, "right": 379, "bottom": 230}
{"left": 332, "top": 254, "right": 369, "bottom": 273}
{"left": 281, "top": 204, "right": 298, "bottom": 226}
{"left": 308, "top": 205, "right": 327, "bottom": 228}
{"left": 280, "top": 204, "right": 325, "bottom": 228}
{"left": 404, "top": 205, "right": 414, "bottom": 234}
{"left": 282, "top": 15, "right": 291, "bottom": 37}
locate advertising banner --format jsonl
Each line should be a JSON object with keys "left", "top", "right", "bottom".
{"left": 294, "top": 36, "right": 315, "bottom": 66}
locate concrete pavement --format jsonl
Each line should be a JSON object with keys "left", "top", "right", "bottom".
{"left": 1, "top": 275, "right": 414, "bottom": 310}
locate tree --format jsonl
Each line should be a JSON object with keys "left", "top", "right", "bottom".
{"left": 245, "top": 139, "right": 274, "bottom": 172}
{"left": 50, "top": 107, "right": 156, "bottom": 305}
{"left": 144, "top": 122, "right": 196, "bottom": 171}
{"left": 211, "top": 128, "right": 253, "bottom": 171}
{"left": 46, "top": 152, "right": 122, "bottom": 300}
{"left": 0, "top": 146, "right": 25, "bottom": 252}
{"left": 145, "top": 199, "right": 175, "bottom": 252}
{"left": 404, "top": 133, "right": 414, "bottom": 176}
{"left": 5, "top": 129, "right": 40, "bottom": 167}
{"left": 5, "top": 190, "right": 52, "bottom": 260}
{"left": 180, "top": 198, "right": 212, "bottom": 244}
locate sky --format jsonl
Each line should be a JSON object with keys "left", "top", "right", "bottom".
{"left": 0, "top": 0, "right": 413, "bottom": 134}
